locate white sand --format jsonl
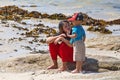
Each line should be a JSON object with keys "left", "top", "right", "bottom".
{"left": 0, "top": 18, "right": 120, "bottom": 80}
{"left": 0, "top": 70, "right": 120, "bottom": 80}
{"left": 0, "top": 47, "right": 119, "bottom": 80}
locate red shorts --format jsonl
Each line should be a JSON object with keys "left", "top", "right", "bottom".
{"left": 49, "top": 42, "right": 73, "bottom": 62}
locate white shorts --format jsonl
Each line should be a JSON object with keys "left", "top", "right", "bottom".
{"left": 73, "top": 40, "right": 85, "bottom": 61}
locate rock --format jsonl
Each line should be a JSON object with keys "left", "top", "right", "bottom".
{"left": 39, "top": 39, "right": 46, "bottom": 44}
{"left": 0, "top": 5, "right": 28, "bottom": 18}
{"left": 25, "top": 26, "right": 57, "bottom": 37}
{"left": 0, "top": 5, "right": 119, "bottom": 34}
{"left": 87, "top": 26, "right": 94, "bottom": 31}
{"left": 0, "top": 6, "right": 119, "bottom": 33}
{"left": 13, "top": 15, "right": 22, "bottom": 22}
{"left": 67, "top": 62, "right": 76, "bottom": 70}
{"left": 48, "top": 13, "right": 67, "bottom": 20}
{"left": 25, "top": 28, "right": 39, "bottom": 37}
{"left": 34, "top": 23, "right": 45, "bottom": 27}
{"left": 41, "top": 13, "right": 49, "bottom": 18}
{"left": 67, "top": 57, "right": 99, "bottom": 72}
{"left": 83, "top": 57, "right": 99, "bottom": 72}
{"left": 21, "top": 5, "right": 29, "bottom": 7}
{"left": 21, "top": 22, "right": 27, "bottom": 25}
{"left": 87, "top": 55, "right": 120, "bottom": 71}
{"left": 12, "top": 25, "right": 29, "bottom": 31}
{"left": 23, "top": 46, "right": 32, "bottom": 50}
{"left": 87, "top": 26, "right": 112, "bottom": 34}
{"left": 14, "top": 49, "right": 18, "bottom": 52}
{"left": 62, "top": 55, "right": 120, "bottom": 72}
{"left": 0, "top": 15, "right": 4, "bottom": 19}
{"left": 30, "top": 5, "right": 37, "bottom": 7}
{"left": 27, "top": 11, "right": 41, "bottom": 18}
{"left": 108, "top": 19, "right": 120, "bottom": 25}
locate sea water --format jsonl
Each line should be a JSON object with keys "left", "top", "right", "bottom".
{"left": 0, "top": 0, "right": 120, "bottom": 20}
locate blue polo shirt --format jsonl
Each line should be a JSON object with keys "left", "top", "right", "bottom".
{"left": 70, "top": 25, "right": 86, "bottom": 44}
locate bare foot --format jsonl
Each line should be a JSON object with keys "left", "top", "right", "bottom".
{"left": 47, "top": 65, "right": 58, "bottom": 69}
{"left": 58, "top": 67, "right": 67, "bottom": 71}
{"left": 71, "top": 69, "right": 80, "bottom": 73}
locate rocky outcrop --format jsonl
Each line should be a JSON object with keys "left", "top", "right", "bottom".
{"left": 26, "top": 11, "right": 41, "bottom": 18}
{"left": 0, "top": 5, "right": 28, "bottom": 21}
{"left": 0, "top": 5, "right": 120, "bottom": 34}
{"left": 48, "top": 13, "right": 66, "bottom": 20}
{"left": 67, "top": 54, "right": 120, "bottom": 72}
{"left": 25, "top": 24, "right": 57, "bottom": 38}
{"left": 92, "top": 55, "right": 120, "bottom": 71}
{"left": 83, "top": 57, "right": 99, "bottom": 72}
{"left": 107, "top": 19, "right": 120, "bottom": 25}
{"left": 87, "top": 26, "right": 112, "bottom": 34}
{"left": 0, "top": 6, "right": 67, "bottom": 20}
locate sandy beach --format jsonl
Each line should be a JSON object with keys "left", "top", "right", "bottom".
{"left": 0, "top": 48, "right": 120, "bottom": 80}
{"left": 0, "top": 0, "right": 120, "bottom": 80}
{"left": 0, "top": 18, "right": 120, "bottom": 79}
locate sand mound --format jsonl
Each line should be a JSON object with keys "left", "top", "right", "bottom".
{"left": 0, "top": 54, "right": 52, "bottom": 72}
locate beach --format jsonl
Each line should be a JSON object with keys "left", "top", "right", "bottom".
{"left": 0, "top": 18, "right": 119, "bottom": 80}
{"left": 0, "top": 0, "right": 120, "bottom": 80}
{"left": 0, "top": 44, "right": 120, "bottom": 80}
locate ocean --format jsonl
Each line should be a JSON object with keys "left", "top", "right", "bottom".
{"left": 0, "top": 0, "right": 120, "bottom": 20}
